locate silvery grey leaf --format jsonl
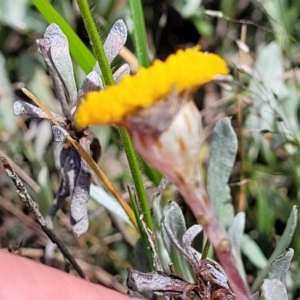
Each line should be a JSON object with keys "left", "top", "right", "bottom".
{"left": 104, "top": 19, "right": 127, "bottom": 63}
{"left": 37, "top": 164, "right": 54, "bottom": 209}
{"left": 13, "top": 100, "right": 67, "bottom": 124}
{"left": 162, "top": 202, "right": 186, "bottom": 256}
{"left": 50, "top": 27, "right": 77, "bottom": 108}
{"left": 48, "top": 176, "right": 70, "bottom": 219}
{"left": 241, "top": 234, "right": 267, "bottom": 269}
{"left": 70, "top": 137, "right": 92, "bottom": 236}
{"left": 90, "top": 184, "right": 131, "bottom": 225}
{"left": 0, "top": 52, "right": 14, "bottom": 99}
{"left": 37, "top": 23, "right": 57, "bottom": 51}
{"left": 251, "top": 205, "right": 298, "bottom": 292}
{"left": 34, "top": 120, "right": 52, "bottom": 162}
{"left": 182, "top": 224, "right": 202, "bottom": 269}
{"left": 247, "top": 42, "right": 289, "bottom": 133}
{"left": 77, "top": 71, "right": 103, "bottom": 102}
{"left": 93, "top": 19, "right": 127, "bottom": 74}
{"left": 162, "top": 201, "right": 194, "bottom": 281}
{"left": 71, "top": 213, "right": 89, "bottom": 237}
{"left": 70, "top": 171, "right": 91, "bottom": 235}
{"left": 0, "top": 0, "right": 27, "bottom": 31}
{"left": 155, "top": 176, "right": 169, "bottom": 197}
{"left": 228, "top": 212, "right": 245, "bottom": 250}
{"left": 151, "top": 177, "right": 173, "bottom": 273}
{"left": 132, "top": 238, "right": 151, "bottom": 273}
{"left": 259, "top": 279, "right": 288, "bottom": 300}
{"left": 127, "top": 269, "right": 191, "bottom": 296}
{"left": 207, "top": 117, "right": 236, "bottom": 228}
{"left": 37, "top": 24, "right": 70, "bottom": 117}
{"left": 24, "top": 119, "right": 39, "bottom": 142}
{"left": 268, "top": 248, "right": 294, "bottom": 283}
{"left": 140, "top": 214, "right": 164, "bottom": 272}
{"left": 48, "top": 147, "right": 78, "bottom": 219}
{"left": 0, "top": 0, "right": 45, "bottom": 32}
{"left": 198, "top": 260, "right": 231, "bottom": 291}
{"left": 67, "top": 146, "right": 82, "bottom": 197}
{"left": 228, "top": 212, "right": 247, "bottom": 280}
{"left": 52, "top": 125, "right": 68, "bottom": 142}
{"left": 113, "top": 63, "right": 130, "bottom": 83}
{"left": 172, "top": 0, "right": 201, "bottom": 18}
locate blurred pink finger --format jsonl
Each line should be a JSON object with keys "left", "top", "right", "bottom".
{"left": 0, "top": 251, "right": 134, "bottom": 300}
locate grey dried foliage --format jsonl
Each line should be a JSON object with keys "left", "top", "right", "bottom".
{"left": 127, "top": 201, "right": 236, "bottom": 299}
{"left": 252, "top": 249, "right": 293, "bottom": 300}
{"left": 13, "top": 100, "right": 67, "bottom": 124}
{"left": 14, "top": 20, "right": 128, "bottom": 235}
{"left": 51, "top": 125, "right": 68, "bottom": 142}
{"left": 127, "top": 269, "right": 192, "bottom": 298}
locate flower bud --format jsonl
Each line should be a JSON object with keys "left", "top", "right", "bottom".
{"left": 126, "top": 92, "right": 203, "bottom": 188}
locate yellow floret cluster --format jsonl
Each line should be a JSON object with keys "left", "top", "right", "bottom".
{"left": 75, "top": 47, "right": 229, "bottom": 127}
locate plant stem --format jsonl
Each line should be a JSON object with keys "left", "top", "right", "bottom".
{"left": 1, "top": 157, "right": 87, "bottom": 279}
{"left": 128, "top": 186, "right": 153, "bottom": 265}
{"left": 126, "top": 0, "right": 156, "bottom": 231}
{"left": 180, "top": 182, "right": 251, "bottom": 300}
{"left": 120, "top": 128, "right": 154, "bottom": 230}
{"left": 76, "top": 0, "right": 114, "bottom": 86}
{"left": 129, "top": 0, "right": 150, "bottom": 67}
{"left": 76, "top": 0, "right": 153, "bottom": 231}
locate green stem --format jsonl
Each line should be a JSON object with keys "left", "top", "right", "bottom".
{"left": 128, "top": 186, "right": 153, "bottom": 265}
{"left": 126, "top": 0, "right": 157, "bottom": 233}
{"left": 120, "top": 128, "right": 154, "bottom": 231}
{"left": 129, "top": 0, "right": 150, "bottom": 67}
{"left": 76, "top": 0, "right": 153, "bottom": 232}
{"left": 76, "top": 0, "right": 114, "bottom": 86}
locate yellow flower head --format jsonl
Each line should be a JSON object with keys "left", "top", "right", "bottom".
{"left": 75, "top": 47, "right": 228, "bottom": 127}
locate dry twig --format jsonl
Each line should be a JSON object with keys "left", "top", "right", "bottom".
{"left": 0, "top": 156, "right": 87, "bottom": 280}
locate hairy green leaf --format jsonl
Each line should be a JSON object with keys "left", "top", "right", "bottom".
{"left": 228, "top": 212, "right": 247, "bottom": 280}
{"left": 251, "top": 205, "right": 298, "bottom": 292}
{"left": 268, "top": 248, "right": 294, "bottom": 283}
{"left": 161, "top": 201, "right": 194, "bottom": 282}
{"left": 207, "top": 117, "right": 237, "bottom": 227}
{"left": 241, "top": 234, "right": 268, "bottom": 269}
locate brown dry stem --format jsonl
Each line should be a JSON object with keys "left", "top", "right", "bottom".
{"left": 0, "top": 157, "right": 87, "bottom": 280}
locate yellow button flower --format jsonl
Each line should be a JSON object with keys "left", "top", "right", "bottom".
{"left": 75, "top": 47, "right": 228, "bottom": 127}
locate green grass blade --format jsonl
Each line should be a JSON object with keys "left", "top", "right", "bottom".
{"left": 128, "top": 0, "right": 150, "bottom": 67}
